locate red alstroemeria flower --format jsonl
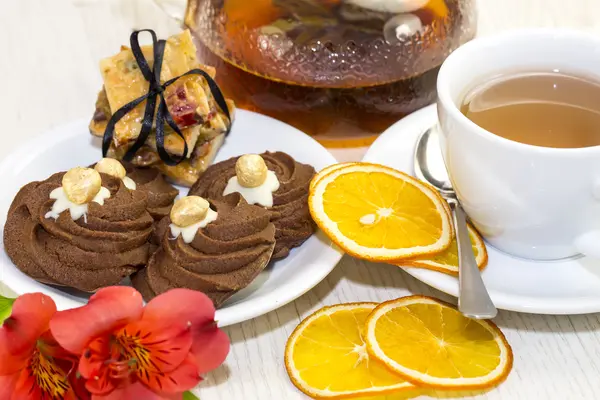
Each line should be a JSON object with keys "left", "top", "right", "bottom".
{"left": 50, "top": 287, "right": 230, "bottom": 400}
{"left": 0, "top": 293, "right": 84, "bottom": 400}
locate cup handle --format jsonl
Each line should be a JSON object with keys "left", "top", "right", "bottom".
{"left": 575, "top": 231, "right": 600, "bottom": 258}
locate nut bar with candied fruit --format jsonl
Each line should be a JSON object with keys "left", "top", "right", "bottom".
{"left": 89, "top": 30, "right": 235, "bottom": 187}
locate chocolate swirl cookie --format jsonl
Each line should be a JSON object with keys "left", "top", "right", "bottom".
{"left": 91, "top": 160, "right": 179, "bottom": 221}
{"left": 189, "top": 151, "right": 316, "bottom": 259}
{"left": 4, "top": 172, "right": 154, "bottom": 292}
{"left": 131, "top": 193, "right": 276, "bottom": 307}
{"left": 123, "top": 163, "right": 179, "bottom": 221}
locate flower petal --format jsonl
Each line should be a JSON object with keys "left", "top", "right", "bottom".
{"left": 80, "top": 336, "right": 118, "bottom": 395}
{"left": 0, "top": 344, "right": 30, "bottom": 375}
{"left": 38, "top": 330, "right": 78, "bottom": 362}
{"left": 118, "top": 319, "right": 193, "bottom": 374}
{"left": 191, "top": 326, "right": 230, "bottom": 375}
{"left": 141, "top": 289, "right": 228, "bottom": 373}
{"left": 51, "top": 287, "right": 143, "bottom": 354}
{"left": 0, "top": 293, "right": 56, "bottom": 374}
{"left": 142, "top": 289, "right": 215, "bottom": 327}
{"left": 70, "top": 368, "right": 92, "bottom": 400}
{"left": 138, "top": 354, "right": 201, "bottom": 394}
{"left": 91, "top": 381, "right": 167, "bottom": 400}
{"left": 12, "top": 367, "right": 42, "bottom": 400}
{"left": 63, "top": 388, "right": 81, "bottom": 400}
{"left": 78, "top": 336, "right": 110, "bottom": 379}
{"left": 85, "top": 366, "right": 116, "bottom": 396}
{"left": 12, "top": 350, "right": 77, "bottom": 400}
{"left": 0, "top": 372, "right": 18, "bottom": 399}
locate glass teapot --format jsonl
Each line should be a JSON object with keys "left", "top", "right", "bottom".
{"left": 156, "top": 0, "right": 477, "bottom": 147}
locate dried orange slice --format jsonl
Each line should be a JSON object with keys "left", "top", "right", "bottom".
{"left": 285, "top": 303, "right": 415, "bottom": 399}
{"left": 309, "top": 163, "right": 453, "bottom": 261}
{"left": 310, "top": 162, "right": 357, "bottom": 190}
{"left": 365, "top": 296, "right": 513, "bottom": 390}
{"left": 402, "top": 223, "right": 488, "bottom": 275}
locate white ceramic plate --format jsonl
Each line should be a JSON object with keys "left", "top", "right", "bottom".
{"left": 0, "top": 110, "right": 342, "bottom": 326}
{"left": 363, "top": 104, "right": 600, "bottom": 315}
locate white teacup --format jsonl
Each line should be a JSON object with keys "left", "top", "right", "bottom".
{"left": 437, "top": 29, "right": 600, "bottom": 261}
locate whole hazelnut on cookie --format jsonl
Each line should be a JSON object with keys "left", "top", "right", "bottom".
{"left": 94, "top": 158, "right": 127, "bottom": 179}
{"left": 62, "top": 167, "right": 102, "bottom": 205}
{"left": 170, "top": 196, "right": 210, "bottom": 227}
{"left": 235, "top": 154, "right": 268, "bottom": 188}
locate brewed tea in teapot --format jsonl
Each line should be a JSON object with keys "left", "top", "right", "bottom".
{"left": 181, "top": 0, "right": 476, "bottom": 145}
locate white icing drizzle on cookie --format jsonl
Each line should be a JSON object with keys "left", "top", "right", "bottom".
{"left": 45, "top": 186, "right": 111, "bottom": 221}
{"left": 223, "top": 171, "right": 280, "bottom": 208}
{"left": 122, "top": 176, "right": 137, "bottom": 190}
{"left": 170, "top": 208, "right": 218, "bottom": 243}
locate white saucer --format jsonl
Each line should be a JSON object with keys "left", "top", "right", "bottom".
{"left": 363, "top": 104, "right": 600, "bottom": 315}
{"left": 0, "top": 110, "right": 342, "bottom": 326}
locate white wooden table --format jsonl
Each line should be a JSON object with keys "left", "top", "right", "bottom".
{"left": 3, "top": 1, "right": 600, "bottom": 398}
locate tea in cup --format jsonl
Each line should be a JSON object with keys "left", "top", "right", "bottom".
{"left": 436, "top": 29, "right": 600, "bottom": 260}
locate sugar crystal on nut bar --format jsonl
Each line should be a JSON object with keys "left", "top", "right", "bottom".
{"left": 89, "top": 30, "right": 235, "bottom": 186}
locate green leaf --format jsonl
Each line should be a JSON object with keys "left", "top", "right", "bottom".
{"left": 183, "top": 391, "right": 200, "bottom": 400}
{"left": 0, "top": 295, "right": 16, "bottom": 325}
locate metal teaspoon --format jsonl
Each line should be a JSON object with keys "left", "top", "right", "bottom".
{"left": 413, "top": 125, "right": 497, "bottom": 319}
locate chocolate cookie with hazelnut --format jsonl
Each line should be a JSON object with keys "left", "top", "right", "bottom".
{"left": 3, "top": 166, "right": 154, "bottom": 292}
{"left": 92, "top": 158, "right": 179, "bottom": 222}
{"left": 131, "top": 194, "right": 276, "bottom": 307}
{"left": 189, "top": 152, "right": 316, "bottom": 259}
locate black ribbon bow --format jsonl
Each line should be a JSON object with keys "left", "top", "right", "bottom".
{"left": 102, "top": 29, "right": 232, "bottom": 166}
